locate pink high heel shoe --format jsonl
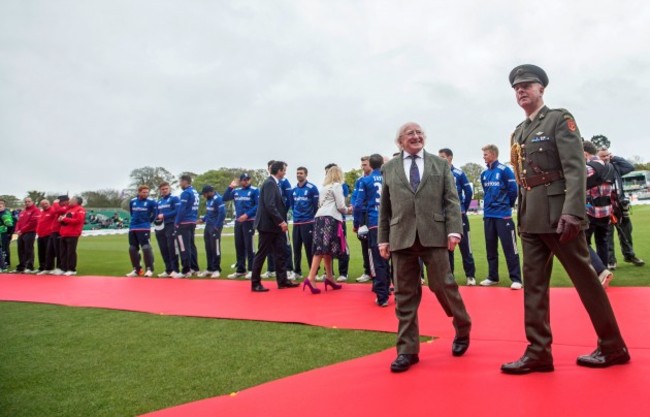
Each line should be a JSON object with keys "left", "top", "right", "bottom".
{"left": 324, "top": 278, "right": 342, "bottom": 292}
{"left": 302, "top": 278, "right": 321, "bottom": 294}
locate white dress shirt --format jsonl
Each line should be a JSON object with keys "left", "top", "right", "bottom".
{"left": 402, "top": 149, "right": 424, "bottom": 181}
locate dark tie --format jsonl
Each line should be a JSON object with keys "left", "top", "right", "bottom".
{"left": 409, "top": 155, "right": 420, "bottom": 192}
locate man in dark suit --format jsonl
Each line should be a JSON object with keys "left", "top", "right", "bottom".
{"left": 378, "top": 122, "right": 471, "bottom": 373}
{"left": 250, "top": 160, "right": 300, "bottom": 292}
{"left": 502, "top": 64, "right": 629, "bottom": 374}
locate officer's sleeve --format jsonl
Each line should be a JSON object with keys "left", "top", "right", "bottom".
{"left": 554, "top": 110, "right": 587, "bottom": 220}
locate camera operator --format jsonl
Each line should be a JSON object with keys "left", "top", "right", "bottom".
{"left": 597, "top": 146, "right": 645, "bottom": 268}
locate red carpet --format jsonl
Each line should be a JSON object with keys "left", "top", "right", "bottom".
{"left": 1, "top": 275, "right": 649, "bottom": 416}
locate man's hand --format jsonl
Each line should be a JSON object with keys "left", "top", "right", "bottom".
{"left": 448, "top": 235, "right": 461, "bottom": 251}
{"left": 157, "top": 213, "right": 164, "bottom": 220}
{"left": 229, "top": 179, "right": 239, "bottom": 188}
{"left": 237, "top": 214, "right": 248, "bottom": 222}
{"left": 556, "top": 214, "right": 582, "bottom": 243}
{"left": 197, "top": 219, "right": 204, "bottom": 224}
{"left": 280, "top": 222, "right": 288, "bottom": 232}
{"left": 379, "top": 244, "right": 390, "bottom": 259}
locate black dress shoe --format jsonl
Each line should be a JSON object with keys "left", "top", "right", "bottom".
{"left": 624, "top": 256, "right": 645, "bottom": 266}
{"left": 252, "top": 285, "right": 269, "bottom": 292}
{"left": 501, "top": 356, "right": 554, "bottom": 375}
{"left": 278, "top": 282, "right": 299, "bottom": 289}
{"left": 576, "top": 347, "right": 630, "bottom": 368}
{"left": 390, "top": 354, "right": 419, "bottom": 373}
{"left": 452, "top": 336, "right": 470, "bottom": 357}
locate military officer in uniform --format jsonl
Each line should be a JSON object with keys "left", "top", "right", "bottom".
{"left": 501, "top": 64, "right": 629, "bottom": 374}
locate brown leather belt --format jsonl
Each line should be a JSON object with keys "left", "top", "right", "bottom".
{"left": 520, "top": 170, "right": 564, "bottom": 189}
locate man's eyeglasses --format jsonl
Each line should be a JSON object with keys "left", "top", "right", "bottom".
{"left": 402, "top": 130, "right": 424, "bottom": 137}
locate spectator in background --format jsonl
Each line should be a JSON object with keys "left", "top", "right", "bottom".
{"left": 126, "top": 185, "right": 156, "bottom": 277}
{"left": 583, "top": 141, "right": 614, "bottom": 266}
{"left": 291, "top": 166, "right": 319, "bottom": 279}
{"left": 197, "top": 185, "right": 226, "bottom": 278}
{"left": 223, "top": 173, "right": 259, "bottom": 279}
{"left": 48, "top": 196, "right": 70, "bottom": 275}
{"left": 174, "top": 175, "right": 200, "bottom": 278}
{"left": 14, "top": 197, "right": 40, "bottom": 274}
{"left": 353, "top": 156, "right": 373, "bottom": 283}
{"left": 58, "top": 196, "right": 86, "bottom": 276}
{"left": 36, "top": 200, "right": 58, "bottom": 274}
{"left": 439, "top": 148, "right": 477, "bottom": 286}
{"left": 154, "top": 182, "right": 180, "bottom": 278}
{"left": 597, "top": 146, "right": 645, "bottom": 269}
{"left": 479, "top": 144, "right": 522, "bottom": 290}
{"left": 0, "top": 199, "right": 14, "bottom": 271}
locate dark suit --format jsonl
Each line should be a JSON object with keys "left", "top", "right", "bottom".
{"left": 378, "top": 150, "right": 471, "bottom": 355}
{"left": 251, "top": 176, "right": 290, "bottom": 287}
{"left": 512, "top": 106, "right": 626, "bottom": 360}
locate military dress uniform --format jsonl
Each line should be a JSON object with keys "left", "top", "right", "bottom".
{"left": 511, "top": 103, "right": 627, "bottom": 362}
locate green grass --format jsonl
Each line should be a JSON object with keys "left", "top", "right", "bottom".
{"left": 0, "top": 302, "right": 396, "bottom": 417}
{"left": 7, "top": 205, "right": 649, "bottom": 286}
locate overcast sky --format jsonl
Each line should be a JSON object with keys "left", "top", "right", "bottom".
{"left": 2, "top": 0, "right": 650, "bottom": 199}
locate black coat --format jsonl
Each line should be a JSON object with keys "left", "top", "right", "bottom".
{"left": 254, "top": 176, "right": 287, "bottom": 233}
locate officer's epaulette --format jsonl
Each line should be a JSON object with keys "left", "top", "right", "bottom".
{"left": 515, "top": 120, "right": 525, "bottom": 129}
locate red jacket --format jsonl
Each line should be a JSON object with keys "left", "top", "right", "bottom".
{"left": 15, "top": 205, "right": 40, "bottom": 234}
{"left": 59, "top": 205, "right": 87, "bottom": 237}
{"left": 50, "top": 202, "right": 69, "bottom": 233}
{"left": 36, "top": 207, "right": 59, "bottom": 237}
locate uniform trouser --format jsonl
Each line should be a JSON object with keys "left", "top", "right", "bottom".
{"left": 392, "top": 235, "right": 471, "bottom": 354}
{"left": 128, "top": 230, "right": 155, "bottom": 272}
{"left": 267, "top": 231, "right": 294, "bottom": 272}
{"left": 1, "top": 233, "right": 11, "bottom": 267}
{"left": 520, "top": 231, "right": 626, "bottom": 361}
{"left": 336, "top": 221, "right": 350, "bottom": 276}
{"left": 251, "top": 231, "right": 289, "bottom": 288}
{"left": 155, "top": 223, "right": 179, "bottom": 273}
{"left": 368, "top": 228, "right": 389, "bottom": 303}
{"left": 358, "top": 234, "right": 370, "bottom": 275}
{"left": 204, "top": 224, "right": 222, "bottom": 272}
{"left": 176, "top": 224, "right": 198, "bottom": 274}
{"left": 448, "top": 213, "right": 476, "bottom": 278}
{"left": 607, "top": 215, "right": 636, "bottom": 264}
{"left": 234, "top": 221, "right": 255, "bottom": 273}
{"left": 484, "top": 217, "right": 521, "bottom": 283}
{"left": 17, "top": 231, "right": 36, "bottom": 271}
{"left": 59, "top": 236, "right": 79, "bottom": 272}
{"left": 37, "top": 235, "right": 52, "bottom": 271}
{"left": 45, "top": 232, "right": 61, "bottom": 270}
{"left": 292, "top": 222, "right": 314, "bottom": 276}
{"left": 586, "top": 216, "right": 610, "bottom": 266}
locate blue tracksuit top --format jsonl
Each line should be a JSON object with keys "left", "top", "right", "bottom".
{"left": 223, "top": 185, "right": 259, "bottom": 221}
{"left": 351, "top": 176, "right": 367, "bottom": 228}
{"left": 280, "top": 178, "right": 292, "bottom": 213}
{"left": 129, "top": 197, "right": 156, "bottom": 230}
{"left": 291, "top": 181, "right": 319, "bottom": 223}
{"left": 353, "top": 169, "right": 382, "bottom": 228}
{"left": 202, "top": 194, "right": 226, "bottom": 228}
{"left": 481, "top": 160, "right": 518, "bottom": 219}
{"left": 156, "top": 194, "right": 180, "bottom": 224}
{"left": 451, "top": 165, "right": 473, "bottom": 214}
{"left": 175, "top": 186, "right": 200, "bottom": 225}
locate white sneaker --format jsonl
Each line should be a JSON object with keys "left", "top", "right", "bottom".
{"left": 598, "top": 269, "right": 614, "bottom": 288}
{"left": 336, "top": 275, "right": 348, "bottom": 282}
{"left": 63, "top": 271, "right": 76, "bottom": 276}
{"left": 144, "top": 269, "right": 153, "bottom": 277}
{"left": 158, "top": 272, "right": 170, "bottom": 278}
{"left": 227, "top": 272, "right": 245, "bottom": 279}
{"left": 245, "top": 271, "right": 252, "bottom": 279}
{"left": 197, "top": 270, "right": 211, "bottom": 278}
{"left": 510, "top": 282, "right": 523, "bottom": 290}
{"left": 315, "top": 275, "right": 325, "bottom": 282}
{"left": 187, "top": 269, "right": 198, "bottom": 277}
{"left": 480, "top": 279, "right": 498, "bottom": 287}
{"left": 210, "top": 271, "right": 221, "bottom": 278}
{"left": 466, "top": 277, "right": 476, "bottom": 286}
{"left": 170, "top": 271, "right": 185, "bottom": 279}
{"left": 230, "top": 263, "right": 237, "bottom": 269}
{"left": 287, "top": 271, "right": 297, "bottom": 281}
{"left": 420, "top": 278, "right": 425, "bottom": 285}
{"left": 36, "top": 270, "right": 50, "bottom": 275}
{"left": 126, "top": 270, "right": 140, "bottom": 277}
{"left": 51, "top": 269, "right": 64, "bottom": 276}
{"left": 24, "top": 269, "right": 36, "bottom": 274}
{"left": 292, "top": 273, "right": 303, "bottom": 280}
{"left": 261, "top": 271, "right": 276, "bottom": 279}
{"left": 356, "top": 273, "right": 372, "bottom": 283}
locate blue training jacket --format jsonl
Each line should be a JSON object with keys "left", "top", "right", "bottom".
{"left": 203, "top": 194, "right": 226, "bottom": 228}
{"left": 291, "top": 181, "right": 319, "bottom": 223}
{"left": 175, "top": 186, "right": 200, "bottom": 225}
{"left": 156, "top": 194, "right": 180, "bottom": 224}
{"left": 223, "top": 185, "right": 259, "bottom": 221}
{"left": 353, "top": 169, "right": 382, "bottom": 228}
{"left": 129, "top": 197, "right": 156, "bottom": 230}
{"left": 451, "top": 165, "right": 473, "bottom": 214}
{"left": 280, "top": 178, "right": 292, "bottom": 213}
{"left": 351, "top": 175, "right": 367, "bottom": 228}
{"left": 481, "top": 160, "right": 518, "bottom": 218}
